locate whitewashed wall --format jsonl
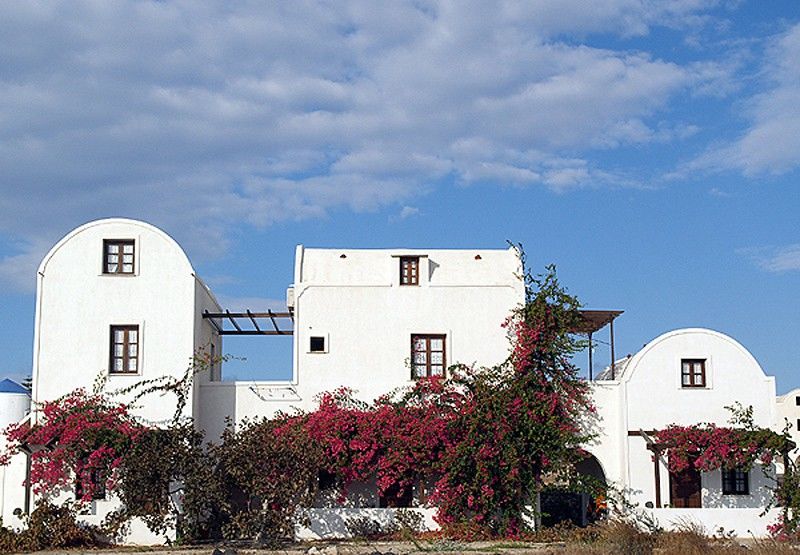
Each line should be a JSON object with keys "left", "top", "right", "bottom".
{"left": 198, "top": 246, "right": 525, "bottom": 438}
{"left": 32, "top": 219, "right": 216, "bottom": 425}
{"left": 590, "top": 328, "right": 779, "bottom": 535}
{"left": 776, "top": 389, "right": 800, "bottom": 464}
{"left": 292, "top": 247, "right": 524, "bottom": 405}
{"left": 24, "top": 219, "right": 218, "bottom": 544}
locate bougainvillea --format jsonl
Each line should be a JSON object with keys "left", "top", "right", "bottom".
{"left": 301, "top": 378, "right": 458, "bottom": 502}
{"left": 429, "top": 263, "right": 596, "bottom": 535}
{"left": 0, "top": 262, "right": 603, "bottom": 543}
{"left": 653, "top": 423, "right": 787, "bottom": 474}
{"left": 653, "top": 403, "right": 796, "bottom": 541}
{"left": 1, "top": 389, "right": 144, "bottom": 502}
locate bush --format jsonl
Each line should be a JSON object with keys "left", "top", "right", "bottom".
{"left": 0, "top": 500, "right": 105, "bottom": 552}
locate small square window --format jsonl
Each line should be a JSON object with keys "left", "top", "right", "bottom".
{"left": 310, "top": 336, "right": 326, "bottom": 353}
{"left": 722, "top": 468, "right": 749, "bottom": 495}
{"left": 795, "top": 396, "right": 800, "bottom": 406}
{"left": 103, "top": 239, "right": 135, "bottom": 274}
{"left": 400, "top": 256, "right": 420, "bottom": 286}
{"left": 681, "top": 359, "right": 706, "bottom": 388}
{"left": 110, "top": 325, "right": 139, "bottom": 374}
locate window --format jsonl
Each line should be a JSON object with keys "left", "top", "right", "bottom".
{"left": 103, "top": 239, "right": 135, "bottom": 274}
{"left": 210, "top": 342, "right": 219, "bottom": 381}
{"left": 75, "top": 467, "right": 106, "bottom": 501}
{"left": 796, "top": 418, "right": 799, "bottom": 431}
{"left": 310, "top": 336, "right": 326, "bottom": 353}
{"left": 400, "top": 256, "right": 419, "bottom": 286}
{"left": 681, "top": 359, "right": 706, "bottom": 388}
{"left": 411, "top": 334, "right": 446, "bottom": 379}
{"left": 110, "top": 325, "right": 139, "bottom": 374}
{"left": 722, "top": 468, "right": 749, "bottom": 495}
{"left": 795, "top": 395, "right": 800, "bottom": 406}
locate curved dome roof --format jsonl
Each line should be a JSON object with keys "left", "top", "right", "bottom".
{"left": 38, "top": 218, "right": 195, "bottom": 276}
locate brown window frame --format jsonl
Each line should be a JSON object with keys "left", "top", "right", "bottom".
{"left": 400, "top": 256, "right": 420, "bottom": 286}
{"left": 411, "top": 334, "right": 446, "bottom": 379}
{"left": 103, "top": 239, "right": 135, "bottom": 275}
{"left": 722, "top": 467, "right": 749, "bottom": 495}
{"left": 75, "top": 467, "right": 107, "bottom": 501}
{"left": 110, "top": 325, "right": 139, "bottom": 374}
{"left": 681, "top": 359, "right": 706, "bottom": 388}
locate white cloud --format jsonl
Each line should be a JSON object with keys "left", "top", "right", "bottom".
{"left": 688, "top": 23, "right": 800, "bottom": 176}
{"left": 741, "top": 244, "right": 800, "bottom": 273}
{"left": 0, "top": 1, "right": 732, "bottom": 289}
{"left": 389, "top": 205, "right": 421, "bottom": 223}
{"left": 0, "top": 241, "right": 51, "bottom": 292}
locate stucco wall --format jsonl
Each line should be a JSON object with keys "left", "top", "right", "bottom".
{"left": 32, "top": 219, "right": 205, "bottom": 424}
{"left": 591, "top": 329, "right": 779, "bottom": 515}
{"left": 642, "top": 507, "right": 781, "bottom": 537}
{"left": 291, "top": 246, "right": 524, "bottom": 405}
{"left": 623, "top": 329, "right": 776, "bottom": 431}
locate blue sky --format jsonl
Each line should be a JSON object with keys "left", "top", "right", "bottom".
{"left": 1, "top": 1, "right": 799, "bottom": 391}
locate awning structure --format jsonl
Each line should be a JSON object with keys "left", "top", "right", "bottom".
{"left": 575, "top": 309, "right": 624, "bottom": 381}
{"left": 574, "top": 310, "right": 623, "bottom": 334}
{"left": 203, "top": 309, "right": 294, "bottom": 336}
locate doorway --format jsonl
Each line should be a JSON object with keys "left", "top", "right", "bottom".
{"left": 669, "top": 465, "right": 701, "bottom": 508}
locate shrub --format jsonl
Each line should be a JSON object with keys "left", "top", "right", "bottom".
{"left": 0, "top": 500, "right": 104, "bottom": 552}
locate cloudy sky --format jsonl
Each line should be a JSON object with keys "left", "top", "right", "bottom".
{"left": 1, "top": 1, "right": 799, "bottom": 389}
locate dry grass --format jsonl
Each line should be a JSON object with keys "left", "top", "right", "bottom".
{"left": 526, "top": 518, "right": 800, "bottom": 554}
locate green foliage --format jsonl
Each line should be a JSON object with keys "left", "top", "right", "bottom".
{"left": 0, "top": 500, "right": 104, "bottom": 552}
{"left": 432, "top": 261, "right": 597, "bottom": 535}
{"left": 211, "top": 416, "right": 324, "bottom": 545}
{"left": 110, "top": 422, "right": 220, "bottom": 541}
{"left": 0, "top": 264, "right": 604, "bottom": 545}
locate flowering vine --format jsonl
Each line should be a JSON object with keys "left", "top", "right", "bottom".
{"left": 652, "top": 403, "right": 791, "bottom": 474}
{"left": 0, "top": 262, "right": 603, "bottom": 542}
{"left": 0, "top": 389, "right": 144, "bottom": 502}
{"left": 653, "top": 403, "right": 796, "bottom": 541}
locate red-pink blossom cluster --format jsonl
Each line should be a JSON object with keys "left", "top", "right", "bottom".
{"left": 654, "top": 424, "right": 781, "bottom": 473}
{"left": 1, "top": 389, "right": 145, "bottom": 502}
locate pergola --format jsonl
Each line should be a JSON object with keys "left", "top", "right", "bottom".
{"left": 575, "top": 310, "right": 623, "bottom": 380}
{"left": 202, "top": 309, "right": 294, "bottom": 336}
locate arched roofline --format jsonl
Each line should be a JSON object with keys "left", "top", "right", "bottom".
{"left": 620, "top": 327, "right": 767, "bottom": 384}
{"left": 38, "top": 218, "right": 194, "bottom": 276}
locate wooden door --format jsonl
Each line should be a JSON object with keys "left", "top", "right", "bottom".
{"left": 669, "top": 465, "right": 701, "bottom": 508}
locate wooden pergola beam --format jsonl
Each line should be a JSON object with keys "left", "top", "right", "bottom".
{"left": 203, "top": 310, "right": 294, "bottom": 336}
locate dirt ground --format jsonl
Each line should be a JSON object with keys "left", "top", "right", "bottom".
{"left": 2, "top": 541, "right": 577, "bottom": 555}
{"left": 14, "top": 538, "right": 792, "bottom": 555}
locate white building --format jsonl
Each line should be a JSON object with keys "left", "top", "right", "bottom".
{"left": 776, "top": 389, "right": 800, "bottom": 463}
{"left": 590, "top": 329, "right": 782, "bottom": 536}
{"left": 198, "top": 244, "right": 525, "bottom": 441}
{"left": 0, "top": 218, "right": 792, "bottom": 541}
